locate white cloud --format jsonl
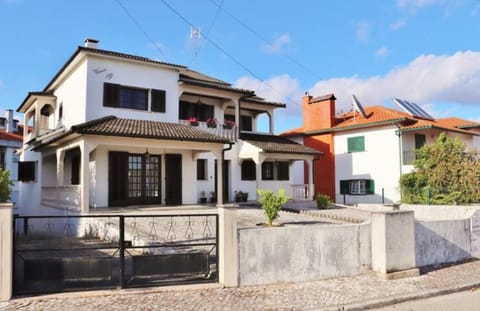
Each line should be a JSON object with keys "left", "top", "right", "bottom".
{"left": 390, "top": 19, "right": 407, "bottom": 31}
{"left": 355, "top": 21, "right": 370, "bottom": 42}
{"left": 397, "top": 0, "right": 441, "bottom": 11}
{"left": 308, "top": 50, "right": 480, "bottom": 117}
{"left": 235, "top": 74, "right": 301, "bottom": 105}
{"left": 376, "top": 46, "right": 390, "bottom": 57}
{"left": 262, "top": 33, "right": 291, "bottom": 54}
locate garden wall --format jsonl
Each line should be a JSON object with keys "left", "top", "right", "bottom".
{"left": 237, "top": 223, "right": 371, "bottom": 286}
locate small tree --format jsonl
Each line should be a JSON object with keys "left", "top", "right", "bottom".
{"left": 316, "top": 193, "right": 332, "bottom": 209}
{"left": 0, "top": 169, "right": 13, "bottom": 203}
{"left": 257, "top": 189, "right": 288, "bottom": 226}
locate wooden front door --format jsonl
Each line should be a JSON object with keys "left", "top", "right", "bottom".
{"left": 109, "top": 152, "right": 128, "bottom": 206}
{"left": 165, "top": 154, "right": 182, "bottom": 205}
{"left": 214, "top": 159, "right": 230, "bottom": 202}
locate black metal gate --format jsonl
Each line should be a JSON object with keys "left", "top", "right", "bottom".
{"left": 13, "top": 213, "right": 218, "bottom": 296}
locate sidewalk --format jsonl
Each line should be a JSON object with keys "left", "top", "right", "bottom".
{"left": 2, "top": 260, "right": 479, "bottom": 311}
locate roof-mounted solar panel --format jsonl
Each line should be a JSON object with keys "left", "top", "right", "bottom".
{"left": 392, "top": 98, "right": 435, "bottom": 120}
{"left": 352, "top": 94, "right": 367, "bottom": 118}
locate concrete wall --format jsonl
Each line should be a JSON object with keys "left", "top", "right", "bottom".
{"left": 415, "top": 219, "right": 472, "bottom": 267}
{"left": 237, "top": 223, "right": 371, "bottom": 286}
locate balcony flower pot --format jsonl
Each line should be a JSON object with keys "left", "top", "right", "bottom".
{"left": 223, "top": 120, "right": 235, "bottom": 130}
{"left": 206, "top": 118, "right": 218, "bottom": 128}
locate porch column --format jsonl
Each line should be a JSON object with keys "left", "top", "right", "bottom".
{"left": 268, "top": 111, "right": 274, "bottom": 135}
{"left": 235, "top": 98, "right": 240, "bottom": 138}
{"left": 214, "top": 150, "right": 223, "bottom": 205}
{"left": 308, "top": 159, "right": 314, "bottom": 200}
{"left": 56, "top": 148, "right": 65, "bottom": 186}
{"left": 79, "top": 141, "right": 93, "bottom": 213}
{"left": 254, "top": 154, "right": 264, "bottom": 194}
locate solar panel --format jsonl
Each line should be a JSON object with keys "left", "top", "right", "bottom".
{"left": 392, "top": 98, "right": 435, "bottom": 120}
{"left": 352, "top": 94, "right": 367, "bottom": 118}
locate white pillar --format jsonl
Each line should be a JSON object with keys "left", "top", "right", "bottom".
{"left": 80, "top": 141, "right": 91, "bottom": 213}
{"left": 0, "top": 203, "right": 13, "bottom": 301}
{"left": 268, "top": 111, "right": 274, "bottom": 134}
{"left": 308, "top": 159, "right": 314, "bottom": 200}
{"left": 56, "top": 149, "right": 65, "bottom": 186}
{"left": 214, "top": 150, "right": 223, "bottom": 205}
{"left": 218, "top": 205, "right": 238, "bottom": 287}
{"left": 371, "top": 210, "right": 419, "bottom": 279}
{"left": 235, "top": 98, "right": 240, "bottom": 138}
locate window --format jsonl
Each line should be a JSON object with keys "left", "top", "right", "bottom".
{"left": 197, "top": 159, "right": 207, "bottom": 180}
{"left": 340, "top": 179, "right": 374, "bottom": 195}
{"left": 104, "top": 83, "right": 148, "bottom": 110}
{"left": 347, "top": 136, "right": 365, "bottom": 153}
{"left": 262, "top": 162, "right": 274, "bottom": 180}
{"left": 179, "top": 101, "right": 214, "bottom": 121}
{"left": 240, "top": 115, "right": 253, "bottom": 131}
{"left": 277, "top": 162, "right": 289, "bottom": 180}
{"left": 151, "top": 89, "right": 166, "bottom": 112}
{"left": 18, "top": 161, "right": 36, "bottom": 182}
{"left": 241, "top": 160, "right": 256, "bottom": 180}
{"left": 415, "top": 133, "right": 426, "bottom": 149}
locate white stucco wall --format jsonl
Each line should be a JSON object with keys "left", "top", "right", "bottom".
{"left": 335, "top": 126, "right": 401, "bottom": 205}
{"left": 85, "top": 56, "right": 180, "bottom": 124}
{"left": 53, "top": 58, "right": 88, "bottom": 128}
{"left": 18, "top": 150, "right": 42, "bottom": 215}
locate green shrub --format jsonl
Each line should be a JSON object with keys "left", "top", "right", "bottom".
{"left": 0, "top": 169, "right": 13, "bottom": 203}
{"left": 316, "top": 193, "right": 332, "bottom": 209}
{"left": 257, "top": 189, "right": 288, "bottom": 226}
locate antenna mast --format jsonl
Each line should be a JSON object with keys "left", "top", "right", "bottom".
{"left": 190, "top": 26, "right": 201, "bottom": 70}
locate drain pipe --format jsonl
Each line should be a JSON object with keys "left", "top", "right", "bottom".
{"left": 219, "top": 142, "right": 234, "bottom": 204}
{"left": 394, "top": 123, "right": 403, "bottom": 201}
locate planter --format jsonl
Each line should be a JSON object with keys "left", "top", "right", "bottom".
{"left": 190, "top": 122, "right": 199, "bottom": 126}
{"left": 200, "top": 197, "right": 207, "bottom": 203}
{"left": 207, "top": 124, "right": 217, "bottom": 128}
{"left": 223, "top": 124, "right": 233, "bottom": 129}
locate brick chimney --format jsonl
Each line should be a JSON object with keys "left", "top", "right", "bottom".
{"left": 84, "top": 38, "right": 99, "bottom": 49}
{"left": 302, "top": 93, "right": 336, "bottom": 131}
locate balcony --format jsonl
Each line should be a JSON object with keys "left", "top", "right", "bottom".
{"left": 179, "top": 120, "right": 237, "bottom": 141}
{"left": 41, "top": 186, "right": 81, "bottom": 211}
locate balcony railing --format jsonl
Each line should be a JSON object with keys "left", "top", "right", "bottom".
{"left": 41, "top": 185, "right": 81, "bottom": 211}
{"left": 291, "top": 184, "right": 310, "bottom": 201}
{"left": 179, "top": 120, "right": 237, "bottom": 141}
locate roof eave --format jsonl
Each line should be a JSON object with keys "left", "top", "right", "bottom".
{"left": 304, "top": 117, "right": 409, "bottom": 135}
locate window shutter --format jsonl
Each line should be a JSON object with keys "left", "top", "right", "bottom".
{"left": 103, "top": 83, "right": 119, "bottom": 107}
{"left": 241, "top": 160, "right": 256, "bottom": 181}
{"left": 340, "top": 180, "right": 349, "bottom": 195}
{"left": 366, "top": 179, "right": 375, "bottom": 194}
{"left": 151, "top": 89, "right": 166, "bottom": 113}
{"left": 277, "top": 162, "right": 289, "bottom": 180}
{"left": 18, "top": 161, "right": 36, "bottom": 182}
{"left": 347, "top": 136, "right": 365, "bottom": 153}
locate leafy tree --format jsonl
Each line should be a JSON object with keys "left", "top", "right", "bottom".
{"left": 0, "top": 169, "right": 13, "bottom": 203}
{"left": 400, "top": 133, "right": 480, "bottom": 204}
{"left": 257, "top": 189, "right": 288, "bottom": 226}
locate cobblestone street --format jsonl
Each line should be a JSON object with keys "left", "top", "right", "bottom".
{"left": 2, "top": 260, "right": 480, "bottom": 311}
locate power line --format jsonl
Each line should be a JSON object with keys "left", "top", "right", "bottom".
{"left": 159, "top": 0, "right": 303, "bottom": 108}
{"left": 114, "top": 0, "right": 167, "bottom": 61}
{"left": 208, "top": 0, "right": 323, "bottom": 81}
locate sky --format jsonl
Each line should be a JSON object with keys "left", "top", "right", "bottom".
{"left": 1, "top": 0, "right": 480, "bottom": 133}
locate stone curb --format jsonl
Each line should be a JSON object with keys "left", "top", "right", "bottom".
{"left": 315, "top": 281, "right": 480, "bottom": 311}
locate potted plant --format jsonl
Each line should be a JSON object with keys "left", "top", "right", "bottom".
{"left": 316, "top": 193, "right": 332, "bottom": 209}
{"left": 209, "top": 191, "right": 216, "bottom": 203}
{"left": 188, "top": 116, "right": 199, "bottom": 126}
{"left": 199, "top": 191, "right": 207, "bottom": 203}
{"left": 234, "top": 191, "right": 244, "bottom": 202}
{"left": 206, "top": 117, "right": 218, "bottom": 128}
{"left": 223, "top": 119, "right": 235, "bottom": 129}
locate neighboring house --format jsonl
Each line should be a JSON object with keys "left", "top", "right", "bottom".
{"left": 0, "top": 109, "right": 22, "bottom": 208}
{"left": 283, "top": 94, "right": 480, "bottom": 205}
{"left": 16, "top": 39, "right": 319, "bottom": 215}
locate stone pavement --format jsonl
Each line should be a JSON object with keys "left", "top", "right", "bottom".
{"left": 2, "top": 260, "right": 480, "bottom": 311}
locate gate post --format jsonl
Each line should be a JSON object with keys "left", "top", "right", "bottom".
{"left": 0, "top": 203, "right": 13, "bottom": 301}
{"left": 218, "top": 204, "right": 238, "bottom": 287}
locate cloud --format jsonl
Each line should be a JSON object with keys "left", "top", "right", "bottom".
{"left": 397, "top": 0, "right": 441, "bottom": 11}
{"left": 308, "top": 50, "right": 480, "bottom": 116}
{"left": 235, "top": 74, "right": 301, "bottom": 105}
{"left": 376, "top": 46, "right": 390, "bottom": 57}
{"left": 355, "top": 21, "right": 370, "bottom": 42}
{"left": 390, "top": 19, "right": 407, "bottom": 30}
{"left": 261, "top": 34, "right": 292, "bottom": 54}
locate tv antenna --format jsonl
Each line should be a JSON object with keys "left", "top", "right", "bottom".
{"left": 190, "top": 26, "right": 201, "bottom": 70}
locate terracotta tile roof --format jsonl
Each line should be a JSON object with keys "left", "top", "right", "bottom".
{"left": 293, "top": 105, "right": 479, "bottom": 136}
{"left": 240, "top": 132, "right": 322, "bottom": 155}
{"left": 72, "top": 116, "right": 230, "bottom": 143}
{"left": 0, "top": 128, "right": 23, "bottom": 142}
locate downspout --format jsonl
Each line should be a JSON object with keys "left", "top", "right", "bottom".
{"left": 394, "top": 123, "right": 403, "bottom": 201}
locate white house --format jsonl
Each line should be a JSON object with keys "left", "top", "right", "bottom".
{"left": 283, "top": 94, "right": 480, "bottom": 205}
{"left": 0, "top": 109, "right": 22, "bottom": 208}
{"left": 16, "top": 39, "right": 319, "bottom": 215}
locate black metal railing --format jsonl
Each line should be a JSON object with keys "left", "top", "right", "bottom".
{"left": 13, "top": 213, "right": 218, "bottom": 295}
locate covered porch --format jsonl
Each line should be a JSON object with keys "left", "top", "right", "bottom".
{"left": 37, "top": 116, "right": 231, "bottom": 213}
